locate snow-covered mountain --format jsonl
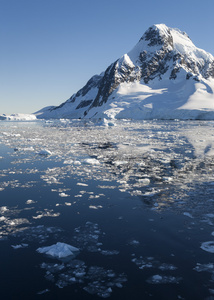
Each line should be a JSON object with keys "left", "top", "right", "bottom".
{"left": 0, "top": 113, "right": 37, "bottom": 121}
{"left": 36, "top": 24, "right": 214, "bottom": 120}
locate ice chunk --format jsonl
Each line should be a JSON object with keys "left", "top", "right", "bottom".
{"left": 194, "top": 263, "right": 214, "bottom": 272}
{"left": 128, "top": 239, "right": 140, "bottom": 246}
{"left": 33, "top": 210, "right": 60, "bottom": 219}
{"left": 89, "top": 205, "right": 103, "bottom": 210}
{"left": 37, "top": 242, "right": 79, "bottom": 258}
{"left": 38, "top": 149, "right": 52, "bottom": 156}
{"left": 77, "top": 183, "right": 88, "bottom": 186}
{"left": 159, "top": 263, "right": 177, "bottom": 271}
{"left": 83, "top": 158, "right": 100, "bottom": 165}
{"left": 147, "top": 274, "right": 180, "bottom": 284}
{"left": 59, "top": 192, "right": 69, "bottom": 197}
{"left": 138, "top": 178, "right": 150, "bottom": 185}
{"left": 201, "top": 241, "right": 214, "bottom": 253}
{"left": 183, "top": 212, "right": 194, "bottom": 218}
{"left": 63, "top": 159, "right": 73, "bottom": 164}
{"left": 73, "top": 160, "right": 81, "bottom": 165}
{"left": 37, "top": 289, "right": 50, "bottom": 295}
{"left": 26, "top": 199, "right": 36, "bottom": 204}
{"left": 11, "top": 244, "right": 28, "bottom": 249}
{"left": 101, "top": 250, "right": 119, "bottom": 256}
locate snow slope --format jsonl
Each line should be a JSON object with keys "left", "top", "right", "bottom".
{"left": 36, "top": 24, "right": 214, "bottom": 120}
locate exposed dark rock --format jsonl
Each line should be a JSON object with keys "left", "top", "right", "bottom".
{"left": 76, "top": 100, "right": 93, "bottom": 110}
{"left": 142, "top": 26, "right": 173, "bottom": 48}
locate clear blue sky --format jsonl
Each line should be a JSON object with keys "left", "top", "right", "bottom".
{"left": 1, "top": 0, "right": 214, "bottom": 114}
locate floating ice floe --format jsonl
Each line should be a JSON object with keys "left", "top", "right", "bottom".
{"left": 77, "top": 182, "right": 89, "bottom": 186}
{"left": 37, "top": 289, "right": 50, "bottom": 295}
{"left": 40, "top": 260, "right": 127, "bottom": 297}
{"left": 63, "top": 159, "right": 73, "bottom": 164}
{"left": 59, "top": 192, "right": 70, "bottom": 197}
{"left": 101, "top": 250, "right": 119, "bottom": 256}
{"left": 183, "top": 212, "right": 194, "bottom": 218}
{"left": 11, "top": 244, "right": 28, "bottom": 249}
{"left": 137, "top": 178, "right": 150, "bottom": 185}
{"left": 128, "top": 239, "right": 140, "bottom": 246}
{"left": 37, "top": 242, "right": 79, "bottom": 259}
{"left": 147, "top": 274, "right": 180, "bottom": 284}
{"left": 132, "top": 257, "right": 154, "bottom": 269}
{"left": 89, "top": 205, "right": 103, "bottom": 210}
{"left": 200, "top": 241, "right": 214, "bottom": 253}
{"left": 13, "top": 225, "right": 63, "bottom": 244}
{"left": 194, "top": 263, "right": 214, "bottom": 272}
{"left": 83, "top": 158, "right": 100, "bottom": 165}
{"left": 33, "top": 209, "right": 60, "bottom": 219}
{"left": 38, "top": 149, "right": 52, "bottom": 156}
{"left": 26, "top": 199, "right": 36, "bottom": 205}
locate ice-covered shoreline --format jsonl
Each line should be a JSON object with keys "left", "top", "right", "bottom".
{"left": 0, "top": 113, "right": 37, "bottom": 121}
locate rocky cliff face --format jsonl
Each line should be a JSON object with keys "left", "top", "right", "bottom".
{"left": 36, "top": 24, "right": 214, "bottom": 120}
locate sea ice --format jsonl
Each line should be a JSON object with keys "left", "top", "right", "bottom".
{"left": 37, "top": 289, "right": 50, "bottom": 295}
{"left": 101, "top": 250, "right": 120, "bottom": 256}
{"left": 63, "top": 159, "right": 73, "bottom": 164}
{"left": 12, "top": 225, "right": 63, "bottom": 245}
{"left": 33, "top": 209, "right": 60, "bottom": 219}
{"left": 83, "top": 158, "right": 100, "bottom": 165}
{"left": 26, "top": 199, "right": 36, "bottom": 204}
{"left": 147, "top": 274, "right": 180, "bottom": 284}
{"left": 194, "top": 263, "right": 214, "bottom": 272}
{"left": 137, "top": 178, "right": 150, "bottom": 185}
{"left": 159, "top": 263, "right": 177, "bottom": 271}
{"left": 89, "top": 205, "right": 103, "bottom": 210}
{"left": 11, "top": 244, "right": 28, "bottom": 249}
{"left": 183, "top": 212, "right": 194, "bottom": 218}
{"left": 59, "top": 192, "right": 70, "bottom": 197}
{"left": 37, "top": 242, "right": 79, "bottom": 259}
{"left": 200, "top": 241, "right": 214, "bottom": 253}
{"left": 77, "top": 182, "right": 89, "bottom": 186}
{"left": 38, "top": 149, "right": 52, "bottom": 156}
{"left": 128, "top": 239, "right": 140, "bottom": 246}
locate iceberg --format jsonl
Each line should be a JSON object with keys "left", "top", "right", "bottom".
{"left": 37, "top": 242, "right": 79, "bottom": 258}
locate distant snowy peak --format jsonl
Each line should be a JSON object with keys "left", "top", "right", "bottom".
{"left": 127, "top": 24, "right": 214, "bottom": 81}
{"left": 36, "top": 24, "right": 214, "bottom": 120}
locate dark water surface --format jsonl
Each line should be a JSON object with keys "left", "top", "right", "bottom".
{"left": 0, "top": 119, "right": 214, "bottom": 299}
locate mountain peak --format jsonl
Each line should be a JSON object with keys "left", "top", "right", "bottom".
{"left": 140, "top": 24, "right": 173, "bottom": 48}
{"left": 36, "top": 24, "right": 214, "bottom": 120}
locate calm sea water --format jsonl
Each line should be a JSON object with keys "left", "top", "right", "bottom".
{"left": 0, "top": 119, "right": 214, "bottom": 299}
